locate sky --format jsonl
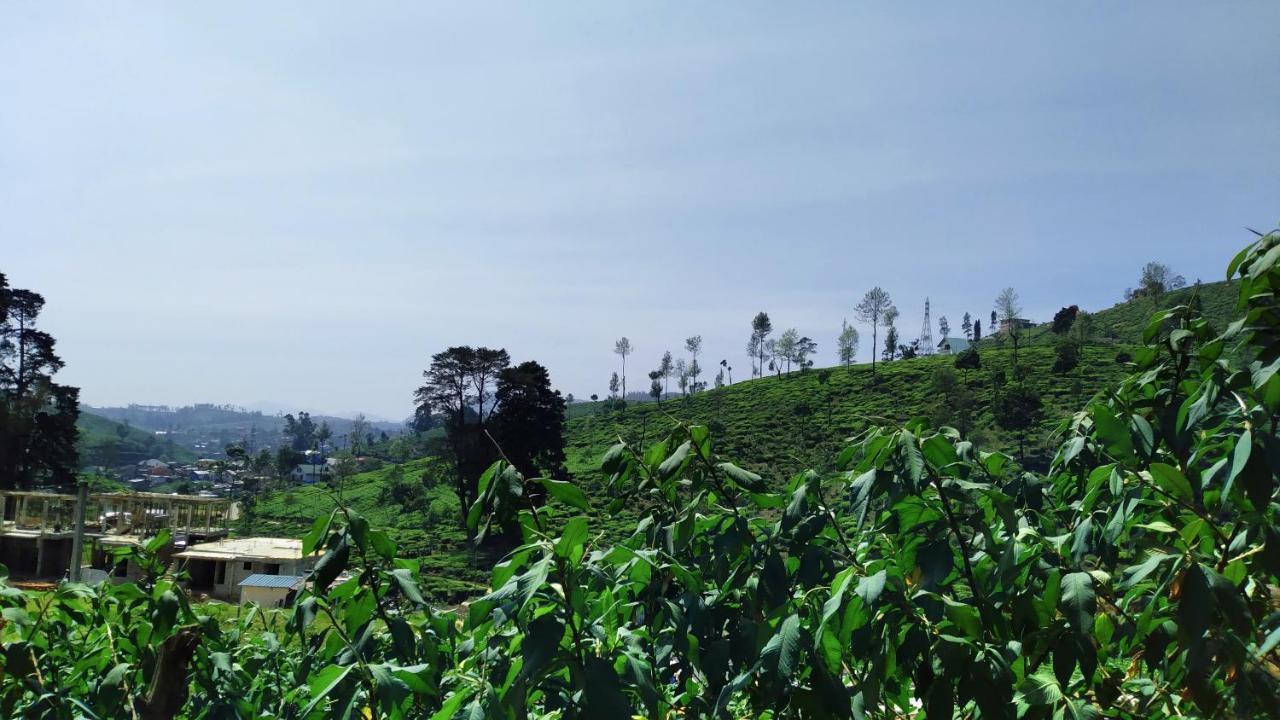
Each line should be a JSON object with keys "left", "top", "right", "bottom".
{"left": 2, "top": 3, "right": 1278, "bottom": 421}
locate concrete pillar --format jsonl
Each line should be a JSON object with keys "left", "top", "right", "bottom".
{"left": 70, "top": 483, "right": 88, "bottom": 582}
{"left": 40, "top": 499, "right": 49, "bottom": 534}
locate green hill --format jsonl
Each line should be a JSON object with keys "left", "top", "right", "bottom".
{"left": 997, "top": 279, "right": 1237, "bottom": 349}
{"left": 566, "top": 344, "right": 1127, "bottom": 481}
{"left": 76, "top": 411, "right": 195, "bottom": 467}
{"left": 241, "top": 278, "right": 1244, "bottom": 601}
{"left": 242, "top": 344, "right": 1132, "bottom": 600}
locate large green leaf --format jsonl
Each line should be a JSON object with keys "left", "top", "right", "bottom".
{"left": 540, "top": 477, "right": 591, "bottom": 511}
{"left": 1061, "top": 572, "right": 1096, "bottom": 635}
{"left": 1091, "top": 405, "right": 1134, "bottom": 461}
{"left": 1016, "top": 667, "right": 1064, "bottom": 706}
{"left": 718, "top": 462, "right": 767, "bottom": 492}
{"left": 301, "top": 664, "right": 353, "bottom": 717}
{"left": 1148, "top": 463, "right": 1193, "bottom": 503}
{"left": 554, "top": 517, "right": 590, "bottom": 564}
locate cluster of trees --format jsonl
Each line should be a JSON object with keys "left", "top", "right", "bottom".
{"left": 611, "top": 335, "right": 732, "bottom": 408}
{"left": 643, "top": 336, "right": 710, "bottom": 404}
{"left": 745, "top": 315, "right": 819, "bottom": 379}
{"left": 415, "top": 346, "right": 567, "bottom": 534}
{"left": 598, "top": 258, "right": 1182, "bottom": 403}
{"left": 0, "top": 273, "right": 79, "bottom": 490}
{"left": 1125, "top": 260, "right": 1186, "bottom": 302}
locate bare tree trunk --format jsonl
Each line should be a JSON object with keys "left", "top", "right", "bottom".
{"left": 136, "top": 627, "right": 201, "bottom": 720}
{"left": 871, "top": 323, "right": 878, "bottom": 376}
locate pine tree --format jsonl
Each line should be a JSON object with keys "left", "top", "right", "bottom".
{"left": 0, "top": 274, "right": 80, "bottom": 490}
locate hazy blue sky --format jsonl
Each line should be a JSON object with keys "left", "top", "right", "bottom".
{"left": 3, "top": 3, "right": 1277, "bottom": 420}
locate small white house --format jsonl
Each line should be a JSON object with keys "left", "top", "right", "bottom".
{"left": 238, "top": 573, "right": 305, "bottom": 607}
{"left": 290, "top": 464, "right": 332, "bottom": 484}
{"left": 937, "top": 337, "right": 972, "bottom": 355}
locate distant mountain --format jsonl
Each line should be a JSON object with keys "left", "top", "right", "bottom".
{"left": 77, "top": 411, "right": 196, "bottom": 466}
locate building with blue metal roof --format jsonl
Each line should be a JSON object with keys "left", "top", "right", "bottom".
{"left": 237, "top": 573, "right": 305, "bottom": 606}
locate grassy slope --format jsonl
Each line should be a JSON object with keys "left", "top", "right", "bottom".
{"left": 1010, "top": 280, "right": 1237, "bottom": 349}
{"left": 77, "top": 411, "right": 196, "bottom": 464}
{"left": 566, "top": 345, "right": 1125, "bottom": 480}
{"left": 243, "top": 280, "right": 1242, "bottom": 600}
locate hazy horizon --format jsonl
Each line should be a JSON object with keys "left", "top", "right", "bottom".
{"left": 4, "top": 3, "right": 1278, "bottom": 418}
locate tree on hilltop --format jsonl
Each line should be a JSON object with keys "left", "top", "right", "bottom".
{"left": 1126, "top": 261, "right": 1186, "bottom": 303}
{"left": 776, "top": 329, "right": 799, "bottom": 374}
{"left": 490, "top": 360, "right": 568, "bottom": 486}
{"left": 1052, "top": 305, "right": 1079, "bottom": 334}
{"left": 747, "top": 312, "right": 772, "bottom": 379}
{"left": 659, "top": 351, "right": 673, "bottom": 397}
{"left": 880, "top": 306, "right": 900, "bottom": 363}
{"left": 855, "top": 287, "right": 894, "bottom": 376}
{"left": 995, "top": 287, "right": 1024, "bottom": 364}
{"left": 684, "top": 336, "right": 703, "bottom": 392}
{"left": 837, "top": 320, "right": 859, "bottom": 367}
{"left": 414, "top": 345, "right": 510, "bottom": 528}
{"left": 613, "top": 337, "right": 632, "bottom": 399}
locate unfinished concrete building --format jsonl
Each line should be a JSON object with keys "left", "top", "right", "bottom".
{"left": 0, "top": 490, "right": 233, "bottom": 580}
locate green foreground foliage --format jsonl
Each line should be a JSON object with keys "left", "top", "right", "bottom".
{"left": 2, "top": 235, "right": 1280, "bottom": 718}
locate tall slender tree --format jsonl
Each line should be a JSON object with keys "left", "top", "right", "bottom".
{"left": 961, "top": 312, "right": 973, "bottom": 340}
{"left": 837, "top": 319, "right": 859, "bottom": 367}
{"left": 748, "top": 312, "right": 772, "bottom": 379}
{"left": 685, "top": 336, "right": 703, "bottom": 392}
{"left": 659, "top": 351, "right": 674, "bottom": 397}
{"left": 880, "top": 306, "right": 901, "bottom": 363}
{"left": 776, "top": 329, "right": 799, "bottom": 374}
{"left": 995, "top": 287, "right": 1024, "bottom": 363}
{"left": 855, "top": 287, "right": 894, "bottom": 376}
{"left": 613, "top": 337, "right": 632, "bottom": 398}
{"left": 0, "top": 273, "right": 79, "bottom": 489}
{"left": 675, "top": 359, "right": 690, "bottom": 396}
{"left": 938, "top": 315, "right": 950, "bottom": 340}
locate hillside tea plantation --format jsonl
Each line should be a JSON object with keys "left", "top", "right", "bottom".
{"left": 3, "top": 234, "right": 1279, "bottom": 719}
